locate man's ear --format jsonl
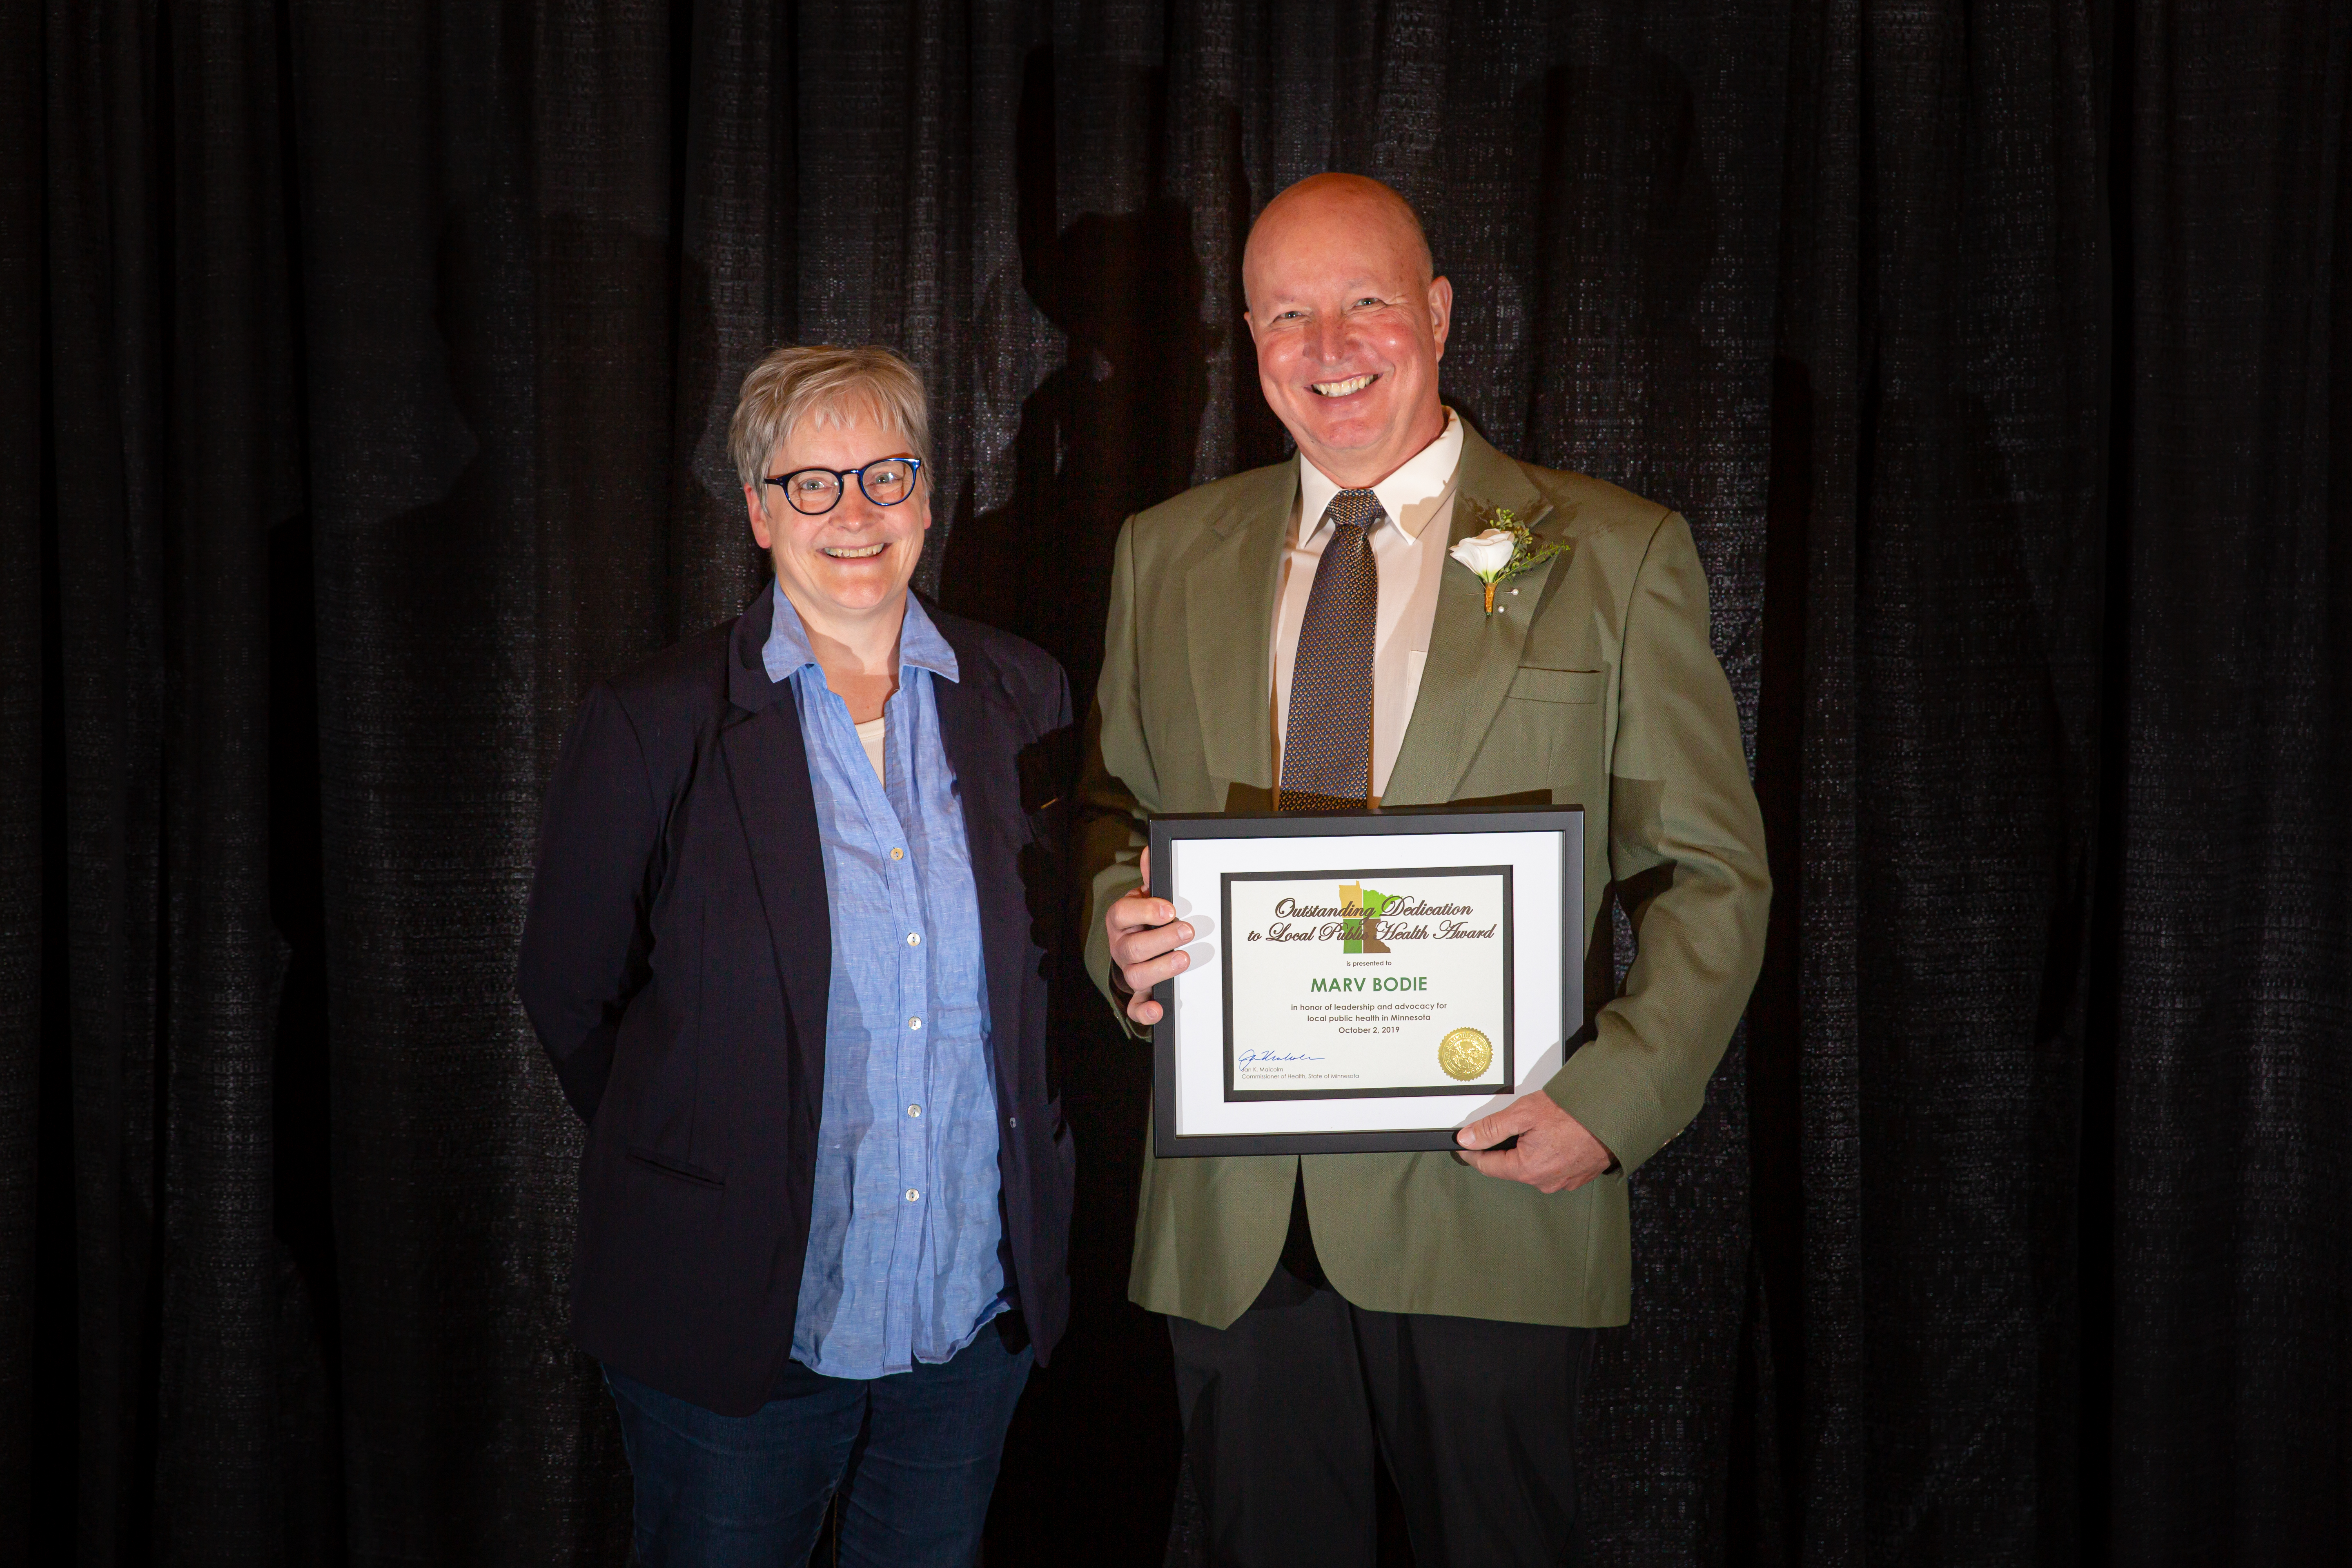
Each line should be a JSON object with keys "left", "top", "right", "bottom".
{"left": 1428, "top": 275, "right": 1454, "bottom": 359}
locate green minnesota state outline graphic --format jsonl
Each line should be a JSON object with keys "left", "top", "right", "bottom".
{"left": 1337, "top": 882, "right": 1392, "bottom": 954}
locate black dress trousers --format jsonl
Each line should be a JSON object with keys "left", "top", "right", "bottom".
{"left": 1167, "top": 1193, "right": 1597, "bottom": 1568}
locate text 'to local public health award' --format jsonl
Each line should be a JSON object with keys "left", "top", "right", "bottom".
{"left": 1147, "top": 807, "right": 1583, "bottom": 1156}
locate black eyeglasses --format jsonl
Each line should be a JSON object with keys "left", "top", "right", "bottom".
{"left": 762, "top": 457, "right": 924, "bottom": 515}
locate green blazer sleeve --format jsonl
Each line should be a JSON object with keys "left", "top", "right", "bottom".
{"left": 1543, "top": 510, "right": 1771, "bottom": 1173}
{"left": 1079, "top": 514, "right": 1152, "bottom": 1038}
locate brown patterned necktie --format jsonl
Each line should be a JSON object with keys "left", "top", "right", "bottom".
{"left": 1279, "top": 489, "right": 1383, "bottom": 811}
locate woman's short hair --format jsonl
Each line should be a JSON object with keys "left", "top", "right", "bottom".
{"left": 727, "top": 344, "right": 932, "bottom": 494}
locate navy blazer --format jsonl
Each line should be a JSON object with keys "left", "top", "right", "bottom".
{"left": 518, "top": 589, "right": 1077, "bottom": 1416}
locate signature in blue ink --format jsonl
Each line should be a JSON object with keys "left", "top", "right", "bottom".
{"left": 1238, "top": 1049, "right": 1325, "bottom": 1064}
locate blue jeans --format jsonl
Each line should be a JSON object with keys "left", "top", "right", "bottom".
{"left": 604, "top": 1329, "right": 1033, "bottom": 1568}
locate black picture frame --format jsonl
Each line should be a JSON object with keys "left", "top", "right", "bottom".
{"left": 1147, "top": 804, "right": 1584, "bottom": 1157}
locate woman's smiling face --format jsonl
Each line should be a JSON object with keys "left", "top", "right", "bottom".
{"left": 746, "top": 401, "right": 930, "bottom": 624}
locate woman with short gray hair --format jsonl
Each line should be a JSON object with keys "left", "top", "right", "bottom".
{"left": 520, "top": 343, "right": 1076, "bottom": 1566}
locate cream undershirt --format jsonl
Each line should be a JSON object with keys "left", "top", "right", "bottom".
{"left": 1270, "top": 408, "right": 1464, "bottom": 802}
{"left": 854, "top": 716, "right": 886, "bottom": 784}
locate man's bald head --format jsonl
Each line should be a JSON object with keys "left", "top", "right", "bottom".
{"left": 1241, "top": 174, "right": 1452, "bottom": 489}
{"left": 1243, "top": 174, "right": 1433, "bottom": 307}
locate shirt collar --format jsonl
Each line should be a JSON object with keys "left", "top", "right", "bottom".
{"left": 1296, "top": 406, "right": 1464, "bottom": 543}
{"left": 762, "top": 582, "right": 961, "bottom": 688}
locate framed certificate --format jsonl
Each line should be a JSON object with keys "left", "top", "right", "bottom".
{"left": 1147, "top": 806, "right": 1584, "bottom": 1156}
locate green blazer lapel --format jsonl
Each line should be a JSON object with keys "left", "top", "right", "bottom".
{"left": 1183, "top": 465, "right": 1294, "bottom": 795}
{"left": 1385, "top": 427, "right": 1564, "bottom": 806}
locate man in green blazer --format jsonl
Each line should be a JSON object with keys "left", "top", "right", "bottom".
{"left": 1081, "top": 173, "right": 1769, "bottom": 1564}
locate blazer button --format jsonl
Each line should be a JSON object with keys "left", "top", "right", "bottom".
{"left": 1008, "top": 1116, "right": 1018, "bottom": 1129}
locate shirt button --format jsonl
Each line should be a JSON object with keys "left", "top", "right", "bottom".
{"left": 907, "top": 932, "right": 921, "bottom": 946}
{"left": 904, "top": 1189, "right": 920, "bottom": 1203}
{"left": 891, "top": 847, "right": 905, "bottom": 860}
{"left": 907, "top": 1104, "right": 922, "bottom": 1118}
{"left": 908, "top": 1017, "right": 922, "bottom": 1030}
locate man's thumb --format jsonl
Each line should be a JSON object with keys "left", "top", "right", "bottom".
{"left": 1457, "top": 1108, "right": 1519, "bottom": 1148}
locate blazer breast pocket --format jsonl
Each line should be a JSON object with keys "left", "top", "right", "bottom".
{"left": 1506, "top": 666, "right": 1606, "bottom": 705}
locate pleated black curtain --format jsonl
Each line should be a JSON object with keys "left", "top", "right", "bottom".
{"left": 2, "top": 1, "right": 2345, "bottom": 1564}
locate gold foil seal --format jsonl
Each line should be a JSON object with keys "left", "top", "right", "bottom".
{"left": 1438, "top": 1027, "right": 1494, "bottom": 1082}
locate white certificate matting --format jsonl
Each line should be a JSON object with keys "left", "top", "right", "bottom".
{"left": 1148, "top": 809, "right": 1582, "bottom": 1156}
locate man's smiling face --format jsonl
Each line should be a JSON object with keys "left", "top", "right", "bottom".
{"left": 1243, "top": 175, "right": 1453, "bottom": 490}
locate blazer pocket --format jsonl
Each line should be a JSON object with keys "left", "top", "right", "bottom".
{"left": 625, "top": 1144, "right": 726, "bottom": 1189}
{"left": 1507, "top": 666, "right": 1606, "bottom": 705}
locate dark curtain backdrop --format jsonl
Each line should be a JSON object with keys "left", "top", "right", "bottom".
{"left": 3, "top": 1, "right": 2346, "bottom": 1564}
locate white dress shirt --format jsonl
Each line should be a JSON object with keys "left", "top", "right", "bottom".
{"left": 1271, "top": 407, "right": 1465, "bottom": 801}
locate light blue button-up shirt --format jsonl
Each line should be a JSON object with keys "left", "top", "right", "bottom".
{"left": 764, "top": 585, "right": 1006, "bottom": 1379}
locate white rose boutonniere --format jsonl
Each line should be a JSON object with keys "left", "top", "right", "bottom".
{"left": 1447, "top": 508, "right": 1567, "bottom": 612}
